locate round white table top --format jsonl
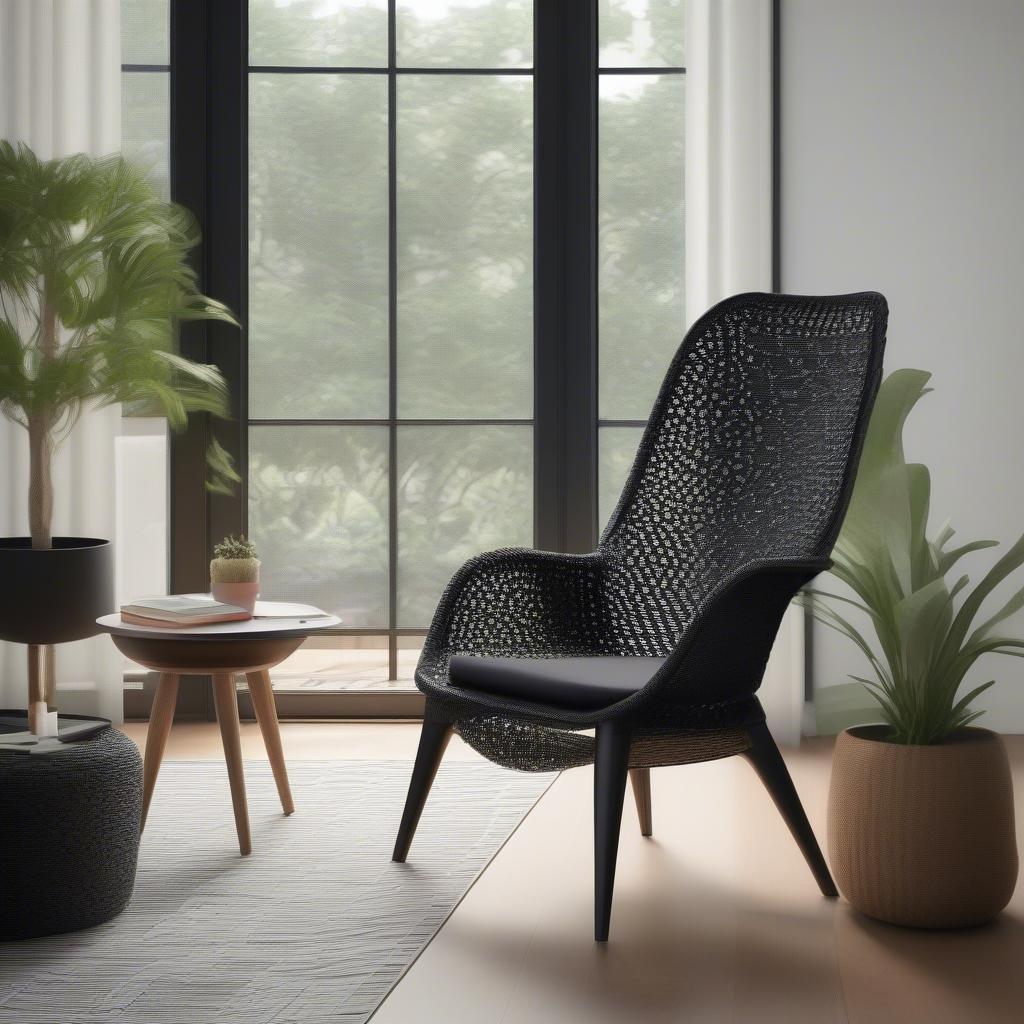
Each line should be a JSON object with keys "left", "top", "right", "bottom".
{"left": 97, "top": 599, "right": 342, "bottom": 641}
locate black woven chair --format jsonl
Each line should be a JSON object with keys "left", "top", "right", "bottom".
{"left": 393, "top": 291, "right": 888, "bottom": 941}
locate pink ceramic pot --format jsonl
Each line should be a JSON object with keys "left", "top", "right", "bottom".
{"left": 211, "top": 580, "right": 260, "bottom": 615}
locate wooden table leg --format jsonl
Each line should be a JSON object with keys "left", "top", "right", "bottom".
{"left": 141, "top": 673, "right": 179, "bottom": 832}
{"left": 211, "top": 673, "right": 252, "bottom": 856}
{"left": 245, "top": 669, "right": 295, "bottom": 816}
{"left": 629, "top": 767, "right": 653, "bottom": 837}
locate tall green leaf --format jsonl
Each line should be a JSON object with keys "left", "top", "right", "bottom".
{"left": 803, "top": 369, "right": 1024, "bottom": 744}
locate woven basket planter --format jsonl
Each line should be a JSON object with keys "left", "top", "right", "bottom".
{"left": 829, "top": 725, "right": 1017, "bottom": 928}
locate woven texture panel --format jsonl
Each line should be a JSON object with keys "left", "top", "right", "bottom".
{"left": 415, "top": 292, "right": 888, "bottom": 768}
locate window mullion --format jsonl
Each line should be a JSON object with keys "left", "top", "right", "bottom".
{"left": 534, "top": 0, "right": 599, "bottom": 554}
{"left": 562, "top": 1, "right": 600, "bottom": 553}
{"left": 206, "top": 0, "right": 248, "bottom": 557}
{"left": 387, "top": 0, "right": 398, "bottom": 680}
{"left": 168, "top": 0, "right": 212, "bottom": 596}
{"left": 169, "top": 0, "right": 247, "bottom": 588}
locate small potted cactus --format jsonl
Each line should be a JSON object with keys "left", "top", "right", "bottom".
{"left": 210, "top": 536, "right": 261, "bottom": 614}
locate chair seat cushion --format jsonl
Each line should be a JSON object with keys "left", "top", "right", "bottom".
{"left": 448, "top": 655, "right": 666, "bottom": 711}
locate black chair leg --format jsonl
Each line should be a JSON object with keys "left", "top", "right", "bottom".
{"left": 629, "top": 767, "right": 653, "bottom": 837}
{"left": 392, "top": 717, "right": 453, "bottom": 863}
{"left": 744, "top": 719, "right": 838, "bottom": 898}
{"left": 594, "top": 722, "right": 631, "bottom": 942}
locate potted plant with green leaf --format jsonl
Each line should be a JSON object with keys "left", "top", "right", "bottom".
{"left": 211, "top": 535, "right": 261, "bottom": 613}
{"left": 0, "top": 141, "right": 238, "bottom": 724}
{"left": 803, "top": 368, "right": 1021, "bottom": 928}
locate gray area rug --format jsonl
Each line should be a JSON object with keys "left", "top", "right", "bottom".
{"left": 0, "top": 759, "right": 554, "bottom": 1023}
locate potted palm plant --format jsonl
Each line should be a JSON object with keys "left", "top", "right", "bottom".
{"left": 0, "top": 141, "right": 238, "bottom": 723}
{"left": 803, "top": 369, "right": 1021, "bottom": 928}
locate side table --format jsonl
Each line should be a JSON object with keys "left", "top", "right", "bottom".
{"left": 97, "top": 602, "right": 340, "bottom": 855}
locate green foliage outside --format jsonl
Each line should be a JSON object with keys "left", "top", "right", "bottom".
{"left": 802, "top": 370, "right": 1024, "bottom": 744}
{"left": 116, "top": 2, "right": 686, "bottom": 627}
{"left": 239, "top": 1, "right": 686, "bottom": 626}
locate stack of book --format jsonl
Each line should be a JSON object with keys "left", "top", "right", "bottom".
{"left": 120, "top": 596, "right": 251, "bottom": 628}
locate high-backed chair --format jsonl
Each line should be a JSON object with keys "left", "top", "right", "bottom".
{"left": 393, "top": 291, "right": 888, "bottom": 941}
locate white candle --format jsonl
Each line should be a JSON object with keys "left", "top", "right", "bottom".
{"left": 46, "top": 710, "right": 60, "bottom": 737}
{"left": 30, "top": 701, "right": 48, "bottom": 735}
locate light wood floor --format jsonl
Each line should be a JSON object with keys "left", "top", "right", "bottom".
{"left": 120, "top": 722, "right": 1024, "bottom": 1024}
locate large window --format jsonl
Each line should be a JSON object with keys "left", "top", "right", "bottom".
{"left": 246, "top": 0, "right": 534, "bottom": 690}
{"left": 165, "top": 0, "right": 686, "bottom": 706}
{"left": 121, "top": 0, "right": 170, "bottom": 197}
{"left": 119, "top": 1, "right": 171, "bottom": 671}
{"left": 598, "top": 0, "right": 686, "bottom": 525}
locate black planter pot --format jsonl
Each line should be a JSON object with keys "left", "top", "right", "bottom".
{"left": 0, "top": 537, "right": 114, "bottom": 645}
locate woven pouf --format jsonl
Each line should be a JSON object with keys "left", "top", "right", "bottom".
{"left": 0, "top": 727, "right": 143, "bottom": 940}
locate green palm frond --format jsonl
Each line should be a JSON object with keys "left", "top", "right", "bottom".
{"left": 0, "top": 141, "right": 240, "bottom": 524}
{"left": 803, "top": 368, "right": 1024, "bottom": 744}
{"left": 206, "top": 437, "right": 242, "bottom": 497}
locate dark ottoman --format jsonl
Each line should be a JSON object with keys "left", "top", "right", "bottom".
{"left": 0, "top": 722, "right": 142, "bottom": 940}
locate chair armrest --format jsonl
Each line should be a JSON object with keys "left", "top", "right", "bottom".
{"left": 420, "top": 548, "right": 606, "bottom": 665}
{"left": 616, "top": 557, "right": 832, "bottom": 719}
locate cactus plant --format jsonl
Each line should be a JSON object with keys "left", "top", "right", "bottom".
{"left": 211, "top": 535, "right": 260, "bottom": 584}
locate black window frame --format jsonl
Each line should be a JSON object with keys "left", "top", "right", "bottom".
{"left": 166, "top": 0, "right": 693, "bottom": 712}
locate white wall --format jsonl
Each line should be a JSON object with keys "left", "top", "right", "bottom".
{"left": 781, "top": 0, "right": 1024, "bottom": 730}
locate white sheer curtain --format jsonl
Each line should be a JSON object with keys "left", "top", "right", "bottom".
{"left": 0, "top": 0, "right": 124, "bottom": 723}
{"left": 685, "top": 0, "right": 805, "bottom": 743}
